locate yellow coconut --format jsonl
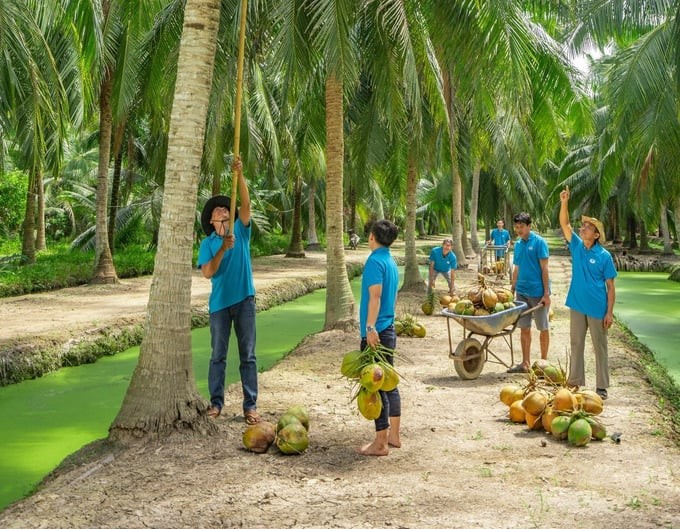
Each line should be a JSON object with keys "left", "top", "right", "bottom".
{"left": 508, "top": 400, "right": 526, "bottom": 423}
{"left": 522, "top": 390, "right": 547, "bottom": 416}
{"left": 578, "top": 390, "right": 604, "bottom": 415}
{"left": 525, "top": 412, "right": 544, "bottom": 431}
{"left": 439, "top": 294, "right": 453, "bottom": 307}
{"left": 541, "top": 405, "right": 557, "bottom": 432}
{"left": 553, "top": 387, "right": 577, "bottom": 412}
{"left": 500, "top": 383, "right": 523, "bottom": 406}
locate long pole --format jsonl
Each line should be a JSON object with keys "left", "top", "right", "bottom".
{"left": 229, "top": 0, "right": 248, "bottom": 234}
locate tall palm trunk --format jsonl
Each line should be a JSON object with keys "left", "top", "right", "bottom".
{"left": 660, "top": 204, "right": 673, "bottom": 254}
{"left": 442, "top": 68, "right": 466, "bottom": 267}
{"left": 324, "top": 72, "right": 355, "bottom": 330}
{"left": 306, "top": 181, "right": 321, "bottom": 250}
{"left": 35, "top": 168, "right": 46, "bottom": 251}
{"left": 109, "top": 0, "right": 221, "bottom": 443}
{"left": 108, "top": 122, "right": 127, "bottom": 254}
{"left": 401, "top": 148, "right": 424, "bottom": 292}
{"left": 286, "top": 170, "right": 305, "bottom": 257}
{"left": 469, "top": 158, "right": 481, "bottom": 253}
{"left": 21, "top": 168, "right": 37, "bottom": 264}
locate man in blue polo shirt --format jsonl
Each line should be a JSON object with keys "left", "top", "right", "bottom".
{"left": 428, "top": 238, "right": 457, "bottom": 295}
{"left": 198, "top": 158, "right": 261, "bottom": 425}
{"left": 559, "top": 187, "right": 617, "bottom": 400}
{"left": 357, "top": 219, "right": 400, "bottom": 456}
{"left": 507, "top": 212, "right": 551, "bottom": 373}
{"left": 487, "top": 219, "right": 512, "bottom": 260}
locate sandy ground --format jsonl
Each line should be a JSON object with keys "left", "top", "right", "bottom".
{"left": 0, "top": 242, "right": 679, "bottom": 528}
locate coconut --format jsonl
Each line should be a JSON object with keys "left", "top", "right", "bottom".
{"left": 541, "top": 406, "right": 556, "bottom": 432}
{"left": 550, "top": 415, "right": 571, "bottom": 440}
{"left": 421, "top": 300, "right": 434, "bottom": 315}
{"left": 341, "top": 350, "right": 364, "bottom": 379}
{"left": 567, "top": 418, "right": 592, "bottom": 447}
{"left": 277, "top": 412, "right": 302, "bottom": 433}
{"left": 380, "top": 364, "right": 399, "bottom": 392}
{"left": 495, "top": 288, "right": 513, "bottom": 303}
{"left": 525, "top": 412, "right": 543, "bottom": 431}
{"left": 542, "top": 365, "right": 565, "bottom": 384}
{"left": 586, "top": 417, "right": 607, "bottom": 440}
{"left": 578, "top": 390, "right": 604, "bottom": 415}
{"left": 243, "top": 421, "right": 276, "bottom": 453}
{"left": 553, "top": 388, "right": 577, "bottom": 412}
{"left": 439, "top": 294, "right": 452, "bottom": 307}
{"left": 276, "top": 422, "right": 309, "bottom": 454}
{"left": 357, "top": 388, "right": 382, "bottom": 420}
{"left": 499, "top": 383, "right": 523, "bottom": 406}
{"left": 522, "top": 391, "right": 547, "bottom": 416}
{"left": 482, "top": 288, "right": 499, "bottom": 310}
{"left": 508, "top": 400, "right": 526, "bottom": 423}
{"left": 360, "top": 364, "right": 384, "bottom": 392}
{"left": 286, "top": 405, "right": 310, "bottom": 431}
{"left": 412, "top": 323, "right": 427, "bottom": 338}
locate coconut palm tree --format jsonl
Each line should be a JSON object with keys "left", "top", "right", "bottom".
{"left": 109, "top": 0, "right": 223, "bottom": 442}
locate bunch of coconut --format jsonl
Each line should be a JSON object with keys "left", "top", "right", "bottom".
{"left": 242, "top": 405, "right": 310, "bottom": 455}
{"left": 500, "top": 369, "right": 606, "bottom": 447}
{"left": 452, "top": 273, "right": 514, "bottom": 316}
{"left": 340, "top": 344, "right": 401, "bottom": 420}
{"left": 422, "top": 290, "right": 460, "bottom": 316}
{"left": 394, "top": 313, "right": 427, "bottom": 338}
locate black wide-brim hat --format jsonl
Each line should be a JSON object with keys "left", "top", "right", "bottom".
{"left": 201, "top": 195, "right": 238, "bottom": 236}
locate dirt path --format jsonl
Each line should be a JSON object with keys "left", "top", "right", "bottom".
{"left": 1, "top": 245, "right": 679, "bottom": 528}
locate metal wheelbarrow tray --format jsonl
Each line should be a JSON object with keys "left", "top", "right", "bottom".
{"left": 441, "top": 301, "right": 539, "bottom": 380}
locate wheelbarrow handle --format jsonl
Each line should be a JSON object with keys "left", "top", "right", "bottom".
{"left": 519, "top": 302, "right": 546, "bottom": 318}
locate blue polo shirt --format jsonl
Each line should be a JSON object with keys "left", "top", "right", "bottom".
{"left": 513, "top": 231, "right": 549, "bottom": 298}
{"left": 429, "top": 247, "right": 457, "bottom": 273}
{"left": 198, "top": 218, "right": 255, "bottom": 313}
{"left": 490, "top": 228, "right": 511, "bottom": 246}
{"left": 565, "top": 233, "right": 617, "bottom": 319}
{"left": 360, "top": 246, "right": 399, "bottom": 337}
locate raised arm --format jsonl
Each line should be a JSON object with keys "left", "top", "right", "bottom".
{"left": 559, "top": 186, "right": 573, "bottom": 243}
{"left": 234, "top": 157, "right": 251, "bottom": 226}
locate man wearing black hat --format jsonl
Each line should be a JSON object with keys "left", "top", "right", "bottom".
{"left": 559, "top": 186, "right": 617, "bottom": 400}
{"left": 198, "top": 158, "right": 260, "bottom": 424}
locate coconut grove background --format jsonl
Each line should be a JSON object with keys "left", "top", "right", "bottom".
{"left": 1, "top": 0, "right": 680, "bottom": 511}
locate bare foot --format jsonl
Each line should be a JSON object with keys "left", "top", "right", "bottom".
{"left": 355, "top": 441, "right": 389, "bottom": 456}
{"left": 388, "top": 437, "right": 401, "bottom": 448}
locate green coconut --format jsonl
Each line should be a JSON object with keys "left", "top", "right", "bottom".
{"left": 380, "top": 364, "right": 399, "bottom": 392}
{"left": 360, "top": 363, "right": 385, "bottom": 392}
{"left": 276, "top": 412, "right": 302, "bottom": 434}
{"left": 357, "top": 387, "right": 382, "bottom": 420}
{"left": 586, "top": 417, "right": 607, "bottom": 441}
{"left": 276, "top": 422, "right": 309, "bottom": 455}
{"left": 286, "top": 405, "right": 310, "bottom": 431}
{"left": 550, "top": 415, "right": 571, "bottom": 440}
{"left": 341, "top": 350, "right": 364, "bottom": 379}
{"left": 567, "top": 418, "right": 592, "bottom": 447}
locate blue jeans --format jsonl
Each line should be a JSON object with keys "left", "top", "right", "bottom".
{"left": 361, "top": 325, "right": 400, "bottom": 432}
{"left": 208, "top": 296, "right": 258, "bottom": 413}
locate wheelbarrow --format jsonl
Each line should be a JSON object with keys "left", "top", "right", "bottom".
{"left": 441, "top": 301, "right": 543, "bottom": 380}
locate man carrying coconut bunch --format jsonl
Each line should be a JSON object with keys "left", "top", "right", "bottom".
{"left": 559, "top": 187, "right": 617, "bottom": 400}
{"left": 198, "top": 157, "right": 261, "bottom": 425}
{"left": 357, "top": 219, "right": 401, "bottom": 456}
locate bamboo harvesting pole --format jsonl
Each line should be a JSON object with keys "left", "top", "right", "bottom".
{"left": 229, "top": 0, "right": 248, "bottom": 235}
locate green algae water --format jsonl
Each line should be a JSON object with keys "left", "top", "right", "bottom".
{"left": 0, "top": 284, "right": 348, "bottom": 511}
{"left": 615, "top": 272, "right": 680, "bottom": 384}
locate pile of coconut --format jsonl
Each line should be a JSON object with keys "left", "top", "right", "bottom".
{"left": 242, "top": 405, "right": 310, "bottom": 454}
{"left": 500, "top": 360, "right": 606, "bottom": 447}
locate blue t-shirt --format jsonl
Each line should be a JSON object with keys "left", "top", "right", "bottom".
{"left": 565, "top": 233, "right": 617, "bottom": 319}
{"left": 513, "top": 231, "right": 549, "bottom": 298}
{"left": 360, "top": 246, "right": 399, "bottom": 338}
{"left": 490, "top": 228, "right": 511, "bottom": 246}
{"left": 429, "top": 247, "right": 457, "bottom": 273}
{"left": 197, "top": 218, "right": 256, "bottom": 313}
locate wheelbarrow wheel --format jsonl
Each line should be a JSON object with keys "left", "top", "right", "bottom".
{"left": 452, "top": 338, "right": 485, "bottom": 380}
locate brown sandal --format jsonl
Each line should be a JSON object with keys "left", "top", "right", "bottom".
{"left": 244, "top": 409, "right": 262, "bottom": 425}
{"left": 207, "top": 406, "right": 221, "bottom": 419}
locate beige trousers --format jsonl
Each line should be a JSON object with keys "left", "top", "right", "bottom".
{"left": 568, "top": 309, "right": 609, "bottom": 389}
